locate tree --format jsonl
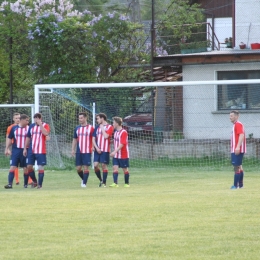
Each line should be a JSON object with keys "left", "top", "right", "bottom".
{"left": 0, "top": 0, "right": 35, "bottom": 104}
{"left": 156, "top": 0, "right": 205, "bottom": 54}
{"left": 28, "top": 10, "right": 148, "bottom": 83}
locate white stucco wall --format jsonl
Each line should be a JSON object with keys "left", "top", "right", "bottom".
{"left": 182, "top": 63, "right": 260, "bottom": 139}
{"left": 235, "top": 0, "right": 260, "bottom": 47}
{"left": 207, "top": 17, "right": 232, "bottom": 49}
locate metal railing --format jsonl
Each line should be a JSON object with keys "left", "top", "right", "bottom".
{"left": 154, "top": 22, "right": 220, "bottom": 55}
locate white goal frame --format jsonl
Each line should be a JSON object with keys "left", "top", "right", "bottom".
{"left": 34, "top": 79, "right": 260, "bottom": 113}
{"left": 0, "top": 104, "right": 35, "bottom": 119}
{"left": 33, "top": 79, "right": 260, "bottom": 168}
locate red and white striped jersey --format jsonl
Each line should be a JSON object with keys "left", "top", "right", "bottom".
{"left": 93, "top": 124, "right": 113, "bottom": 152}
{"left": 231, "top": 121, "right": 246, "bottom": 153}
{"left": 27, "top": 123, "right": 50, "bottom": 154}
{"left": 8, "top": 125, "right": 29, "bottom": 149}
{"left": 74, "top": 125, "right": 94, "bottom": 153}
{"left": 113, "top": 128, "right": 129, "bottom": 159}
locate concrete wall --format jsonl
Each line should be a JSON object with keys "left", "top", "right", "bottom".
{"left": 235, "top": 0, "right": 260, "bottom": 46}
{"left": 182, "top": 62, "right": 260, "bottom": 139}
{"left": 57, "top": 139, "right": 260, "bottom": 160}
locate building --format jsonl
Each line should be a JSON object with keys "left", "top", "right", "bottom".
{"left": 153, "top": 0, "right": 260, "bottom": 140}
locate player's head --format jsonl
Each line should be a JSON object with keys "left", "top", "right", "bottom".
{"left": 96, "top": 113, "right": 107, "bottom": 124}
{"left": 112, "top": 116, "right": 122, "bottom": 129}
{"left": 33, "top": 113, "right": 42, "bottom": 124}
{"left": 13, "top": 113, "right": 20, "bottom": 124}
{"left": 34, "top": 113, "right": 42, "bottom": 119}
{"left": 19, "top": 114, "right": 29, "bottom": 127}
{"left": 230, "top": 110, "right": 239, "bottom": 123}
{"left": 78, "top": 112, "right": 87, "bottom": 125}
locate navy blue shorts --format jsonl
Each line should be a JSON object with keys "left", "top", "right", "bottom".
{"left": 76, "top": 153, "right": 92, "bottom": 166}
{"left": 231, "top": 153, "right": 244, "bottom": 166}
{"left": 10, "top": 148, "right": 27, "bottom": 167}
{"left": 27, "top": 150, "right": 47, "bottom": 166}
{"left": 113, "top": 158, "right": 129, "bottom": 168}
{"left": 94, "top": 151, "right": 110, "bottom": 165}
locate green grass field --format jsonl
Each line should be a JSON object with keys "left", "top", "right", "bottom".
{"left": 0, "top": 167, "right": 260, "bottom": 260}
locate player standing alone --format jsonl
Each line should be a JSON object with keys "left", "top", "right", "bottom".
{"left": 92, "top": 113, "right": 114, "bottom": 187}
{"left": 4, "top": 114, "right": 30, "bottom": 189}
{"left": 71, "top": 112, "right": 94, "bottom": 188}
{"left": 229, "top": 110, "right": 246, "bottom": 189}
{"left": 109, "top": 116, "right": 130, "bottom": 188}
{"left": 23, "top": 113, "right": 50, "bottom": 189}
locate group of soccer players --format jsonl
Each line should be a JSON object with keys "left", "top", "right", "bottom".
{"left": 5, "top": 109, "right": 244, "bottom": 190}
{"left": 71, "top": 112, "right": 130, "bottom": 188}
{"left": 5, "top": 112, "right": 50, "bottom": 189}
{"left": 4, "top": 111, "right": 130, "bottom": 189}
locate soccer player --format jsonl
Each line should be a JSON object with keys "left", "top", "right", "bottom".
{"left": 4, "top": 114, "right": 30, "bottom": 189}
{"left": 92, "top": 113, "right": 114, "bottom": 187}
{"left": 6, "top": 112, "right": 21, "bottom": 185}
{"left": 23, "top": 113, "right": 50, "bottom": 189}
{"left": 109, "top": 116, "right": 130, "bottom": 188}
{"left": 71, "top": 112, "right": 94, "bottom": 188}
{"left": 229, "top": 110, "right": 246, "bottom": 189}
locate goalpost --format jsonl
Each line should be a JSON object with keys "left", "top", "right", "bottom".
{"left": 35, "top": 79, "right": 260, "bottom": 169}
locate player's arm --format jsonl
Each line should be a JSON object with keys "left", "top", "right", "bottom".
{"left": 36, "top": 119, "right": 49, "bottom": 136}
{"left": 23, "top": 137, "right": 30, "bottom": 157}
{"left": 5, "top": 126, "right": 11, "bottom": 155}
{"left": 235, "top": 133, "right": 245, "bottom": 155}
{"left": 71, "top": 138, "right": 77, "bottom": 156}
{"left": 92, "top": 136, "right": 101, "bottom": 153}
{"left": 5, "top": 126, "right": 14, "bottom": 156}
{"left": 92, "top": 126, "right": 101, "bottom": 153}
{"left": 5, "top": 138, "right": 12, "bottom": 156}
{"left": 114, "top": 143, "right": 124, "bottom": 153}
{"left": 100, "top": 124, "right": 109, "bottom": 139}
{"left": 110, "top": 143, "right": 124, "bottom": 157}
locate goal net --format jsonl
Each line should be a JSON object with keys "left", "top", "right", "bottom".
{"left": 36, "top": 79, "right": 260, "bottom": 169}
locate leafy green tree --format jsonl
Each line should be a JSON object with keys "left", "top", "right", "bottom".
{"left": 0, "top": 0, "right": 35, "bottom": 104}
{"left": 156, "top": 0, "right": 205, "bottom": 54}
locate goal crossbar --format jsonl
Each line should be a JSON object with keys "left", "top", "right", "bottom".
{"left": 34, "top": 79, "right": 260, "bottom": 112}
{"left": 0, "top": 104, "right": 35, "bottom": 121}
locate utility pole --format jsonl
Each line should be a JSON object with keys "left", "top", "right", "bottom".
{"left": 151, "top": 0, "right": 155, "bottom": 79}
{"left": 127, "top": 0, "right": 141, "bottom": 23}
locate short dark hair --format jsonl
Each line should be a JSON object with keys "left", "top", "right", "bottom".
{"left": 13, "top": 112, "right": 20, "bottom": 117}
{"left": 20, "top": 114, "right": 29, "bottom": 120}
{"left": 97, "top": 113, "right": 107, "bottom": 121}
{"left": 113, "top": 116, "right": 122, "bottom": 126}
{"left": 79, "top": 112, "right": 87, "bottom": 118}
{"left": 33, "top": 113, "right": 42, "bottom": 119}
{"left": 230, "top": 110, "right": 239, "bottom": 116}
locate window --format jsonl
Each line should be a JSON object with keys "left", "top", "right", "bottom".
{"left": 218, "top": 70, "right": 260, "bottom": 110}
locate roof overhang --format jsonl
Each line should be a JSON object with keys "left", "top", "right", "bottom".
{"left": 153, "top": 50, "right": 260, "bottom": 66}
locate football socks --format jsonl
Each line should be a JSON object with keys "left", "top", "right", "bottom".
{"left": 38, "top": 170, "right": 44, "bottom": 186}
{"left": 95, "top": 169, "right": 102, "bottom": 182}
{"left": 29, "top": 170, "right": 37, "bottom": 183}
{"left": 103, "top": 170, "right": 108, "bottom": 185}
{"left": 83, "top": 171, "right": 89, "bottom": 185}
{"left": 113, "top": 172, "right": 118, "bottom": 184}
{"left": 77, "top": 170, "right": 83, "bottom": 180}
{"left": 124, "top": 171, "right": 130, "bottom": 185}
{"left": 24, "top": 173, "right": 29, "bottom": 186}
{"left": 8, "top": 171, "right": 15, "bottom": 185}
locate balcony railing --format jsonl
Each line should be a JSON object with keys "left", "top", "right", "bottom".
{"left": 154, "top": 22, "right": 220, "bottom": 56}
